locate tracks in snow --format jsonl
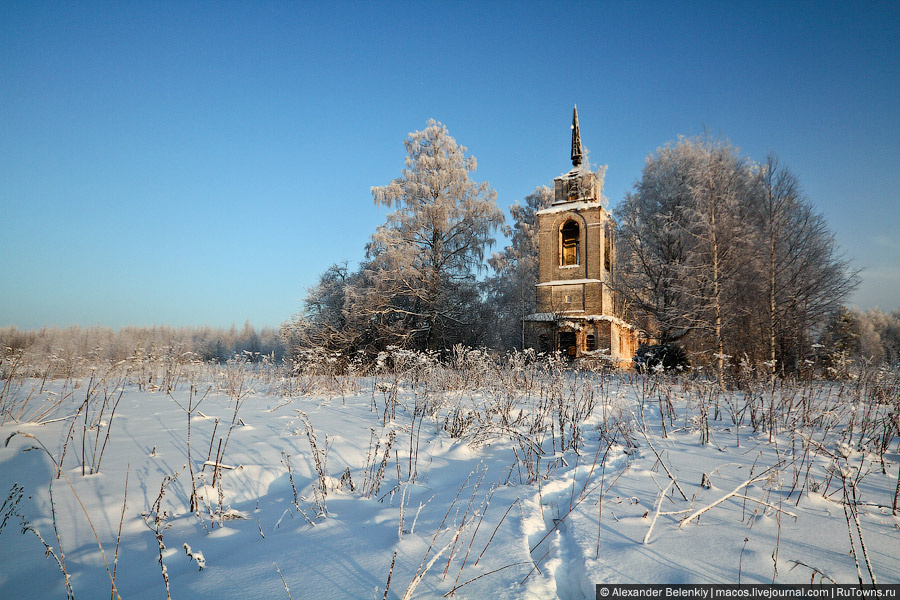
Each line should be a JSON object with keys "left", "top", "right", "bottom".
{"left": 526, "top": 479, "right": 592, "bottom": 600}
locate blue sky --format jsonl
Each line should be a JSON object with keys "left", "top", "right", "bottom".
{"left": 2, "top": 1, "right": 898, "bottom": 330}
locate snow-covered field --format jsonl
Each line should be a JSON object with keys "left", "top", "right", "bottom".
{"left": 1, "top": 350, "right": 898, "bottom": 599}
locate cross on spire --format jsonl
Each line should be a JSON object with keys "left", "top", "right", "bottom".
{"left": 571, "top": 105, "right": 583, "bottom": 167}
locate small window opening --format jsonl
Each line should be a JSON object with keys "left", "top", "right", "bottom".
{"left": 561, "top": 221, "right": 580, "bottom": 266}
{"left": 604, "top": 226, "right": 613, "bottom": 273}
{"left": 586, "top": 334, "right": 597, "bottom": 351}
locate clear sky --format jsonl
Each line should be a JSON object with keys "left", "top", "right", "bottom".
{"left": 2, "top": 1, "right": 898, "bottom": 330}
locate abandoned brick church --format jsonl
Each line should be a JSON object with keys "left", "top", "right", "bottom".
{"left": 525, "top": 107, "right": 643, "bottom": 364}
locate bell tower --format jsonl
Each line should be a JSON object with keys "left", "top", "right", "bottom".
{"left": 526, "top": 106, "right": 641, "bottom": 363}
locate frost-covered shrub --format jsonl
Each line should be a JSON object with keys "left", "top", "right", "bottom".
{"left": 633, "top": 343, "right": 689, "bottom": 373}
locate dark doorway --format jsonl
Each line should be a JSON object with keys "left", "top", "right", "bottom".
{"left": 558, "top": 332, "right": 577, "bottom": 357}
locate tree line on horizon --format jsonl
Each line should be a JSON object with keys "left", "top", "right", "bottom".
{"left": 280, "top": 120, "right": 898, "bottom": 377}
{"left": 3, "top": 305, "right": 896, "bottom": 377}
{"left": 0, "top": 322, "right": 284, "bottom": 366}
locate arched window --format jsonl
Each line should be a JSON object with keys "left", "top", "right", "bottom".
{"left": 560, "top": 220, "right": 580, "bottom": 266}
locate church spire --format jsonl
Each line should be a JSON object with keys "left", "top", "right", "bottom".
{"left": 570, "top": 104, "right": 583, "bottom": 167}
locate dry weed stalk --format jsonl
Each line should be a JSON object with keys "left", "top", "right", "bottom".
{"left": 363, "top": 429, "right": 396, "bottom": 498}
{"left": 399, "top": 465, "right": 484, "bottom": 598}
{"left": 474, "top": 497, "right": 519, "bottom": 567}
{"left": 110, "top": 466, "right": 129, "bottom": 600}
{"left": 5, "top": 431, "right": 122, "bottom": 599}
{"left": 788, "top": 559, "right": 837, "bottom": 584}
{"left": 168, "top": 380, "right": 211, "bottom": 513}
{"left": 298, "top": 410, "right": 329, "bottom": 517}
{"left": 381, "top": 549, "right": 397, "bottom": 600}
{"left": 280, "top": 451, "right": 317, "bottom": 526}
{"left": 2, "top": 480, "right": 74, "bottom": 599}
{"left": 837, "top": 468, "right": 877, "bottom": 585}
{"left": 0, "top": 483, "right": 26, "bottom": 535}
{"left": 679, "top": 469, "right": 785, "bottom": 528}
{"left": 21, "top": 485, "right": 74, "bottom": 600}
{"left": 0, "top": 347, "right": 27, "bottom": 424}
{"left": 274, "top": 562, "right": 294, "bottom": 600}
{"left": 403, "top": 517, "right": 476, "bottom": 600}
{"left": 141, "top": 471, "right": 180, "bottom": 600}
{"left": 91, "top": 375, "right": 127, "bottom": 474}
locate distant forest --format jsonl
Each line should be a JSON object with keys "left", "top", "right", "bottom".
{"left": 0, "top": 322, "right": 284, "bottom": 366}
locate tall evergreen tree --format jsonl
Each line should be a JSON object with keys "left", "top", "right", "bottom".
{"left": 363, "top": 120, "right": 504, "bottom": 351}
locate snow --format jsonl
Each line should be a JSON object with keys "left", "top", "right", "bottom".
{"left": 525, "top": 312, "right": 638, "bottom": 332}
{"left": 525, "top": 312, "right": 558, "bottom": 322}
{"left": 1, "top": 358, "right": 898, "bottom": 599}
{"left": 536, "top": 279, "right": 604, "bottom": 287}
{"left": 536, "top": 200, "right": 604, "bottom": 216}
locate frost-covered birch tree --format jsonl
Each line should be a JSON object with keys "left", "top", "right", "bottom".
{"left": 614, "top": 136, "right": 858, "bottom": 377}
{"left": 682, "top": 136, "right": 753, "bottom": 387}
{"left": 749, "top": 154, "right": 859, "bottom": 375}
{"left": 614, "top": 138, "right": 705, "bottom": 344}
{"left": 364, "top": 120, "right": 504, "bottom": 351}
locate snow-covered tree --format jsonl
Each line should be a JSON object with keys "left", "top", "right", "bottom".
{"left": 861, "top": 308, "right": 900, "bottom": 365}
{"left": 362, "top": 120, "right": 504, "bottom": 351}
{"left": 749, "top": 154, "right": 859, "bottom": 376}
{"left": 615, "top": 136, "right": 858, "bottom": 377}
{"left": 281, "top": 262, "right": 360, "bottom": 356}
{"left": 681, "top": 136, "right": 753, "bottom": 386}
{"left": 819, "top": 307, "right": 900, "bottom": 374}
{"left": 614, "top": 137, "right": 721, "bottom": 346}
{"left": 486, "top": 186, "right": 553, "bottom": 349}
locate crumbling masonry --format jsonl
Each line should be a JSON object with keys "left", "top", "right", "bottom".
{"left": 525, "top": 106, "right": 644, "bottom": 364}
